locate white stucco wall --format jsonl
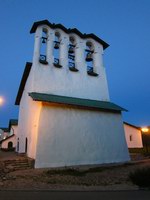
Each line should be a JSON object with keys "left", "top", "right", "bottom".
{"left": 35, "top": 104, "right": 130, "bottom": 168}
{"left": 10, "top": 125, "right": 18, "bottom": 136}
{"left": 17, "top": 69, "right": 42, "bottom": 158}
{"left": 124, "top": 124, "right": 143, "bottom": 148}
{"left": 31, "top": 25, "right": 110, "bottom": 102}
{"left": 18, "top": 94, "right": 41, "bottom": 158}
{"left": 10, "top": 125, "right": 18, "bottom": 152}
{"left": 1, "top": 135, "right": 16, "bottom": 149}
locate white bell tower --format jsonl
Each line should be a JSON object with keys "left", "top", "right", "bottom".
{"left": 15, "top": 20, "right": 130, "bottom": 167}
{"left": 30, "top": 20, "right": 110, "bottom": 101}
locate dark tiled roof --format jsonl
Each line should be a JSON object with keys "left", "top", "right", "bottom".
{"left": 0, "top": 128, "right": 9, "bottom": 132}
{"left": 29, "top": 92, "right": 127, "bottom": 112}
{"left": 123, "top": 122, "right": 141, "bottom": 130}
{"left": 10, "top": 119, "right": 18, "bottom": 126}
{"left": 30, "top": 20, "right": 109, "bottom": 50}
{"left": 15, "top": 62, "right": 32, "bottom": 105}
{"left": 9, "top": 119, "right": 18, "bottom": 130}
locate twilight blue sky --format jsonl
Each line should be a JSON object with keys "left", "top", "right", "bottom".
{"left": 0, "top": 0, "right": 150, "bottom": 127}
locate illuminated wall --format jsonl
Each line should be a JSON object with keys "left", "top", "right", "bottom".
{"left": 35, "top": 104, "right": 129, "bottom": 168}
{"left": 124, "top": 123, "right": 143, "bottom": 148}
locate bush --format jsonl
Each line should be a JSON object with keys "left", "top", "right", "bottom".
{"left": 129, "top": 167, "right": 150, "bottom": 188}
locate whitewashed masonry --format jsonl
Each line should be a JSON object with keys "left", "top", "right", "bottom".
{"left": 15, "top": 20, "right": 130, "bottom": 168}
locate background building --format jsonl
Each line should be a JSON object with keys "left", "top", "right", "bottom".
{"left": 0, "top": 119, "right": 18, "bottom": 151}
{"left": 124, "top": 122, "right": 143, "bottom": 149}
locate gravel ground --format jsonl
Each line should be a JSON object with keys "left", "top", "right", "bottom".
{"left": 0, "top": 159, "right": 150, "bottom": 191}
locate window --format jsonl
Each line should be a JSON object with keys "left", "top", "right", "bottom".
{"left": 129, "top": 135, "right": 133, "bottom": 141}
{"left": 39, "top": 28, "right": 48, "bottom": 64}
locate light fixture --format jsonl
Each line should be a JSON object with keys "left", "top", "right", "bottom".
{"left": 141, "top": 127, "right": 149, "bottom": 133}
{"left": 0, "top": 96, "right": 4, "bottom": 106}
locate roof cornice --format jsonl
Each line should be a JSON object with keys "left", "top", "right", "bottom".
{"left": 124, "top": 121, "right": 141, "bottom": 130}
{"left": 30, "top": 20, "right": 109, "bottom": 50}
{"left": 29, "top": 92, "right": 127, "bottom": 112}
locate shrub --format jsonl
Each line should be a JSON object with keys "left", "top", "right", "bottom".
{"left": 129, "top": 167, "right": 150, "bottom": 188}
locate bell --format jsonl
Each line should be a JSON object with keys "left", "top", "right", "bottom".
{"left": 86, "top": 52, "right": 93, "bottom": 62}
{"left": 68, "top": 46, "right": 74, "bottom": 54}
{"left": 42, "top": 37, "right": 47, "bottom": 43}
{"left": 54, "top": 42, "right": 59, "bottom": 49}
{"left": 68, "top": 54, "right": 75, "bottom": 61}
{"left": 87, "top": 66, "right": 93, "bottom": 72}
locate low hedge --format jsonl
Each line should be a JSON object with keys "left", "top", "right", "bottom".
{"left": 129, "top": 167, "right": 150, "bottom": 188}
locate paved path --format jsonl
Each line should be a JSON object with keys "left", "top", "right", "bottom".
{"left": 0, "top": 191, "right": 150, "bottom": 200}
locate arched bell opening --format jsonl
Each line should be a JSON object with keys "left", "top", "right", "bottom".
{"left": 39, "top": 28, "right": 48, "bottom": 65}
{"left": 53, "top": 32, "right": 62, "bottom": 68}
{"left": 68, "top": 36, "right": 78, "bottom": 72}
{"left": 85, "top": 41, "right": 98, "bottom": 77}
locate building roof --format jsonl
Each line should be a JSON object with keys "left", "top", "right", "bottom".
{"left": 0, "top": 128, "right": 9, "bottom": 132}
{"left": 30, "top": 20, "right": 109, "bottom": 50}
{"left": 9, "top": 119, "right": 18, "bottom": 126}
{"left": 124, "top": 122, "right": 141, "bottom": 130}
{"left": 0, "top": 120, "right": 18, "bottom": 134}
{"left": 29, "top": 92, "right": 127, "bottom": 112}
{"left": 9, "top": 119, "right": 18, "bottom": 130}
{"left": 15, "top": 62, "right": 32, "bottom": 105}
{"left": 1, "top": 134, "right": 15, "bottom": 143}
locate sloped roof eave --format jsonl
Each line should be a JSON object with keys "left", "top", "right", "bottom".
{"left": 29, "top": 92, "right": 127, "bottom": 112}
{"left": 124, "top": 122, "right": 141, "bottom": 130}
{"left": 1, "top": 134, "right": 15, "bottom": 143}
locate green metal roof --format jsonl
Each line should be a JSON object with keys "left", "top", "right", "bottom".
{"left": 29, "top": 92, "right": 127, "bottom": 112}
